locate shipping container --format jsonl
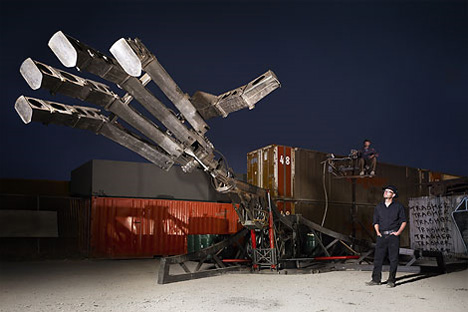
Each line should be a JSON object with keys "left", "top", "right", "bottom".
{"left": 247, "top": 144, "right": 295, "bottom": 213}
{"left": 71, "top": 159, "right": 230, "bottom": 202}
{"left": 0, "top": 189, "right": 242, "bottom": 259}
{"left": 90, "top": 197, "right": 241, "bottom": 258}
{"left": 0, "top": 193, "right": 90, "bottom": 260}
{"left": 247, "top": 145, "right": 463, "bottom": 247}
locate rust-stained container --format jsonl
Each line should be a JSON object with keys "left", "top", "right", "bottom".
{"left": 247, "top": 144, "right": 295, "bottom": 213}
{"left": 247, "top": 144, "right": 463, "bottom": 246}
{"left": 90, "top": 197, "right": 240, "bottom": 258}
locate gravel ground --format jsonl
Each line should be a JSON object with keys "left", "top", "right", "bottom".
{"left": 1, "top": 259, "right": 467, "bottom": 312}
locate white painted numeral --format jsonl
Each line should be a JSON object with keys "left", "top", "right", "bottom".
{"left": 279, "top": 155, "right": 290, "bottom": 166}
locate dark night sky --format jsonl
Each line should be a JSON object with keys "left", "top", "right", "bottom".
{"left": 1, "top": 0, "right": 467, "bottom": 180}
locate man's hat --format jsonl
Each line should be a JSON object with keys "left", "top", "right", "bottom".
{"left": 382, "top": 185, "right": 398, "bottom": 198}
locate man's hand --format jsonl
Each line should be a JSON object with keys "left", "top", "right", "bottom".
{"left": 391, "top": 222, "right": 406, "bottom": 237}
{"left": 374, "top": 224, "right": 382, "bottom": 237}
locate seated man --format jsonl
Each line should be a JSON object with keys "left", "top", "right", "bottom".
{"left": 359, "top": 139, "right": 378, "bottom": 176}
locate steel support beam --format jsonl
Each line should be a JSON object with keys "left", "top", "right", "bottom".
{"left": 336, "top": 264, "right": 422, "bottom": 274}
{"left": 158, "top": 228, "right": 249, "bottom": 284}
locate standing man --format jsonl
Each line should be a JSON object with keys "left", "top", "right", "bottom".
{"left": 366, "top": 185, "right": 407, "bottom": 288}
{"left": 359, "top": 139, "right": 378, "bottom": 176}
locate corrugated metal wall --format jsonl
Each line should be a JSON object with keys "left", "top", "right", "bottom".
{"left": 90, "top": 197, "right": 241, "bottom": 258}
{"left": 0, "top": 194, "right": 90, "bottom": 260}
{"left": 0, "top": 190, "right": 241, "bottom": 259}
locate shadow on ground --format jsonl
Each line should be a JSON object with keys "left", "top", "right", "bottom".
{"left": 393, "top": 262, "right": 468, "bottom": 287}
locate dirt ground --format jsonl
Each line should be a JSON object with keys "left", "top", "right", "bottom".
{"left": 1, "top": 259, "right": 467, "bottom": 312}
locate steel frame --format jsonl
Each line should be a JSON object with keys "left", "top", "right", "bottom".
{"left": 158, "top": 229, "right": 249, "bottom": 284}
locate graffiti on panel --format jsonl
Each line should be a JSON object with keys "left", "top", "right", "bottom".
{"left": 409, "top": 195, "right": 466, "bottom": 254}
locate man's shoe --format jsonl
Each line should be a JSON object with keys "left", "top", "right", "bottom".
{"left": 370, "top": 171, "right": 375, "bottom": 176}
{"left": 386, "top": 281, "right": 396, "bottom": 288}
{"left": 360, "top": 171, "right": 365, "bottom": 176}
{"left": 365, "top": 280, "right": 381, "bottom": 286}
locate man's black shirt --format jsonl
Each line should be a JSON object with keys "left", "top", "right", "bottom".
{"left": 372, "top": 201, "right": 407, "bottom": 231}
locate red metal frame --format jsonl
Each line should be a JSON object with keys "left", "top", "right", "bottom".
{"left": 250, "top": 229, "right": 258, "bottom": 269}
{"left": 268, "top": 208, "right": 276, "bottom": 269}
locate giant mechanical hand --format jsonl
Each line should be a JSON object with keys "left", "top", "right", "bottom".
{"left": 16, "top": 31, "right": 281, "bottom": 230}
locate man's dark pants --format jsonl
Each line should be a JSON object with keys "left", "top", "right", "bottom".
{"left": 372, "top": 234, "right": 400, "bottom": 283}
{"left": 359, "top": 157, "right": 377, "bottom": 172}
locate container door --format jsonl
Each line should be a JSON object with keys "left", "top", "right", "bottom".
{"left": 247, "top": 150, "right": 262, "bottom": 187}
{"left": 262, "top": 145, "right": 277, "bottom": 196}
{"left": 276, "top": 146, "right": 294, "bottom": 197}
{"left": 276, "top": 146, "right": 295, "bottom": 213}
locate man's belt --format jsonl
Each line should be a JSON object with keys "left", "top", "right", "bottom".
{"left": 381, "top": 230, "right": 397, "bottom": 235}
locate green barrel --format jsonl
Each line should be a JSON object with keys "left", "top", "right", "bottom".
{"left": 187, "top": 234, "right": 218, "bottom": 253}
{"left": 303, "top": 232, "right": 317, "bottom": 256}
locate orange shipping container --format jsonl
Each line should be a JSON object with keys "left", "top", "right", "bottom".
{"left": 90, "top": 197, "right": 241, "bottom": 258}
